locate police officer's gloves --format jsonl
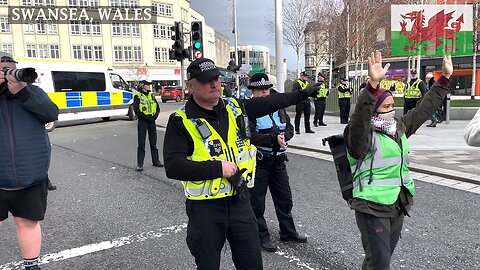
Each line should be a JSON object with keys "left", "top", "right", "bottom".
{"left": 227, "top": 168, "right": 249, "bottom": 200}
{"left": 304, "top": 83, "right": 322, "bottom": 98}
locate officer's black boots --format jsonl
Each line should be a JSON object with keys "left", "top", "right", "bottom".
{"left": 280, "top": 233, "right": 308, "bottom": 243}
{"left": 153, "top": 161, "right": 164, "bottom": 167}
{"left": 261, "top": 238, "right": 278, "bottom": 252}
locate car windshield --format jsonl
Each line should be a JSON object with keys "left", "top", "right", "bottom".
{"left": 164, "top": 87, "right": 180, "bottom": 91}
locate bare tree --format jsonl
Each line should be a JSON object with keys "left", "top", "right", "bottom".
{"left": 283, "top": 0, "right": 311, "bottom": 77}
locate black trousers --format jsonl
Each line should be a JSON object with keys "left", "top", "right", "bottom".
{"left": 250, "top": 156, "right": 296, "bottom": 242}
{"left": 313, "top": 98, "right": 326, "bottom": 125}
{"left": 294, "top": 102, "right": 311, "bottom": 131}
{"left": 339, "top": 98, "right": 351, "bottom": 123}
{"left": 355, "top": 211, "right": 404, "bottom": 270}
{"left": 403, "top": 98, "right": 419, "bottom": 115}
{"left": 137, "top": 118, "right": 160, "bottom": 166}
{"left": 186, "top": 197, "right": 263, "bottom": 270}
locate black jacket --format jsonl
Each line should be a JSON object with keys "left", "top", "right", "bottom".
{"left": 163, "top": 92, "right": 308, "bottom": 181}
{"left": 292, "top": 80, "right": 311, "bottom": 104}
{"left": 133, "top": 91, "right": 160, "bottom": 123}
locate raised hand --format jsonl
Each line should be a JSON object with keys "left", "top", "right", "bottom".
{"left": 442, "top": 55, "right": 453, "bottom": 79}
{"left": 367, "top": 50, "right": 391, "bottom": 88}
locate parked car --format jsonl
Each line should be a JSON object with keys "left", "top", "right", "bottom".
{"left": 161, "top": 86, "right": 184, "bottom": 103}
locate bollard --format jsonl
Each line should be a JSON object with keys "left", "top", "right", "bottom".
{"left": 446, "top": 93, "right": 451, "bottom": 124}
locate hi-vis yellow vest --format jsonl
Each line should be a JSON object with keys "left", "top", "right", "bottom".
{"left": 136, "top": 92, "right": 157, "bottom": 115}
{"left": 316, "top": 83, "right": 328, "bottom": 98}
{"left": 337, "top": 84, "right": 351, "bottom": 98}
{"left": 297, "top": 80, "right": 309, "bottom": 90}
{"left": 175, "top": 98, "right": 257, "bottom": 200}
{"left": 404, "top": 80, "right": 422, "bottom": 99}
{"left": 379, "top": 79, "right": 393, "bottom": 90}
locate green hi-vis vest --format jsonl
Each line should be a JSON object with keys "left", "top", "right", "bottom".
{"left": 136, "top": 92, "right": 157, "bottom": 116}
{"left": 347, "top": 132, "right": 416, "bottom": 205}
{"left": 404, "top": 80, "right": 422, "bottom": 99}
{"left": 297, "top": 80, "right": 309, "bottom": 90}
{"left": 316, "top": 83, "right": 328, "bottom": 98}
{"left": 337, "top": 84, "right": 351, "bottom": 98}
{"left": 379, "top": 79, "right": 393, "bottom": 90}
{"left": 175, "top": 98, "right": 257, "bottom": 200}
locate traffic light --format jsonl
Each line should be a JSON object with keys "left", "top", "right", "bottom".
{"left": 191, "top": 21, "right": 203, "bottom": 60}
{"left": 227, "top": 59, "right": 239, "bottom": 72}
{"left": 170, "top": 21, "right": 184, "bottom": 61}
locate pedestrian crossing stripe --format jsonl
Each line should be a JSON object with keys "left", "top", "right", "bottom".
{"left": 47, "top": 91, "right": 133, "bottom": 109}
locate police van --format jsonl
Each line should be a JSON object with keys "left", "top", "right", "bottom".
{"left": 16, "top": 59, "right": 135, "bottom": 131}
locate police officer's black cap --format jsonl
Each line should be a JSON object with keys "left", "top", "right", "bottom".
{"left": 341, "top": 77, "right": 348, "bottom": 82}
{"left": 300, "top": 71, "right": 308, "bottom": 77}
{"left": 410, "top": 68, "right": 418, "bottom": 74}
{"left": 187, "top": 58, "right": 221, "bottom": 83}
{"left": 139, "top": 80, "right": 152, "bottom": 85}
{"left": 317, "top": 72, "right": 325, "bottom": 78}
{"left": 247, "top": 73, "right": 273, "bottom": 90}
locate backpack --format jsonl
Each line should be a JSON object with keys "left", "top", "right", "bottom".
{"left": 322, "top": 131, "right": 372, "bottom": 203}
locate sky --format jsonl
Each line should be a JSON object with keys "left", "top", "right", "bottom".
{"left": 190, "top": 0, "right": 303, "bottom": 71}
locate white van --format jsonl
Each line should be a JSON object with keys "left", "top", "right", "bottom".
{"left": 16, "top": 59, "right": 135, "bottom": 131}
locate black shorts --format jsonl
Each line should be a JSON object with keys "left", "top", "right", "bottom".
{"left": 0, "top": 181, "right": 48, "bottom": 221}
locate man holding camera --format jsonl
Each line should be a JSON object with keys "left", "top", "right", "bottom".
{"left": 0, "top": 51, "right": 59, "bottom": 270}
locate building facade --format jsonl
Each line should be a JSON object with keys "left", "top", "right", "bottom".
{"left": 304, "top": 21, "right": 330, "bottom": 79}
{"left": 229, "top": 45, "right": 271, "bottom": 74}
{"left": 215, "top": 30, "right": 229, "bottom": 68}
{"left": 0, "top": 0, "right": 224, "bottom": 89}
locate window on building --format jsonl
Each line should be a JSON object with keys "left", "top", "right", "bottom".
{"left": 34, "top": 0, "right": 42, "bottom": 6}
{"left": 22, "top": 0, "right": 32, "bottom": 5}
{"left": 130, "top": 0, "right": 138, "bottom": 8}
{"left": 90, "top": 0, "right": 98, "bottom": 8}
{"left": 70, "top": 21, "right": 80, "bottom": 35}
{"left": 114, "top": 46, "right": 123, "bottom": 62}
{"left": 181, "top": 8, "right": 188, "bottom": 22}
{"left": 154, "top": 47, "right": 162, "bottom": 62}
{"left": 81, "top": 21, "right": 91, "bottom": 35}
{"left": 119, "top": 0, "right": 127, "bottom": 8}
{"left": 112, "top": 23, "right": 121, "bottom": 36}
{"left": 122, "top": 23, "right": 130, "bottom": 36}
{"left": 47, "top": 20, "right": 58, "bottom": 34}
{"left": 306, "top": 56, "right": 315, "bottom": 67}
{"left": 152, "top": 2, "right": 173, "bottom": 17}
{"left": 0, "top": 18, "right": 11, "bottom": 33}
{"left": 92, "top": 21, "right": 101, "bottom": 35}
{"left": 109, "top": 0, "right": 117, "bottom": 7}
{"left": 36, "top": 20, "right": 46, "bottom": 33}
{"left": 24, "top": 20, "right": 35, "bottom": 33}
{"left": 72, "top": 45, "right": 82, "bottom": 60}
{"left": 79, "top": 0, "right": 88, "bottom": 7}
{"left": 26, "top": 44, "right": 37, "bottom": 57}
{"left": 133, "top": 46, "right": 142, "bottom": 62}
{"left": 68, "top": 0, "right": 77, "bottom": 7}
{"left": 165, "top": 5, "right": 172, "bottom": 17}
{"left": 2, "top": 44, "right": 13, "bottom": 54}
{"left": 83, "top": 45, "right": 93, "bottom": 61}
{"left": 50, "top": 45, "right": 60, "bottom": 59}
{"left": 159, "top": 25, "right": 168, "bottom": 39}
{"left": 0, "top": 0, "right": 8, "bottom": 5}
{"left": 93, "top": 45, "right": 103, "bottom": 61}
{"left": 37, "top": 45, "right": 48, "bottom": 58}
{"left": 124, "top": 46, "right": 132, "bottom": 62}
{"left": 45, "top": 0, "right": 55, "bottom": 6}
{"left": 131, "top": 23, "right": 140, "bottom": 37}
{"left": 153, "top": 25, "right": 159, "bottom": 38}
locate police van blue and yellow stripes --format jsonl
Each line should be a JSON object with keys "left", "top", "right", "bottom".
{"left": 48, "top": 91, "right": 133, "bottom": 112}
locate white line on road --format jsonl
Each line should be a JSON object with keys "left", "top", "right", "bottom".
{"left": 0, "top": 223, "right": 187, "bottom": 270}
{"left": 276, "top": 250, "right": 317, "bottom": 270}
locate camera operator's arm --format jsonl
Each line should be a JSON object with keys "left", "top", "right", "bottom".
{"left": 6, "top": 75, "right": 59, "bottom": 123}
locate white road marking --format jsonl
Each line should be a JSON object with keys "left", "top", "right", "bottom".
{"left": 276, "top": 250, "right": 317, "bottom": 270}
{"left": 288, "top": 148, "right": 480, "bottom": 193}
{"left": 0, "top": 223, "right": 187, "bottom": 270}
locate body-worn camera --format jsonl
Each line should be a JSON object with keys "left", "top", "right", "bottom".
{"left": 2, "top": 67, "right": 38, "bottom": 83}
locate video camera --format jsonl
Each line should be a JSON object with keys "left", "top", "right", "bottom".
{"left": 2, "top": 67, "right": 38, "bottom": 83}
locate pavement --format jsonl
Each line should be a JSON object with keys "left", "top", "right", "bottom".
{"left": 155, "top": 100, "right": 480, "bottom": 185}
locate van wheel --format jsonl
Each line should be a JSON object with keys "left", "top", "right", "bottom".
{"left": 127, "top": 105, "right": 137, "bottom": 120}
{"left": 45, "top": 121, "right": 57, "bottom": 132}
{"left": 162, "top": 99, "right": 167, "bottom": 103}
{"left": 175, "top": 96, "right": 181, "bottom": 102}
{"left": 102, "top": 117, "right": 111, "bottom": 121}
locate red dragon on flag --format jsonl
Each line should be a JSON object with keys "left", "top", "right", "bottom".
{"left": 400, "top": 9, "right": 464, "bottom": 52}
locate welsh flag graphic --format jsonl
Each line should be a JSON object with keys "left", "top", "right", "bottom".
{"left": 391, "top": 5, "right": 474, "bottom": 57}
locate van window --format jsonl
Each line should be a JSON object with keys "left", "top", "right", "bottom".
{"left": 110, "top": 73, "right": 130, "bottom": 91}
{"left": 52, "top": 71, "right": 106, "bottom": 92}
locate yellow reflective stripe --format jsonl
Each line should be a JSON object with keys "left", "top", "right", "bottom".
{"left": 47, "top": 92, "right": 67, "bottom": 108}
{"left": 110, "top": 92, "right": 123, "bottom": 105}
{"left": 81, "top": 92, "right": 97, "bottom": 106}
